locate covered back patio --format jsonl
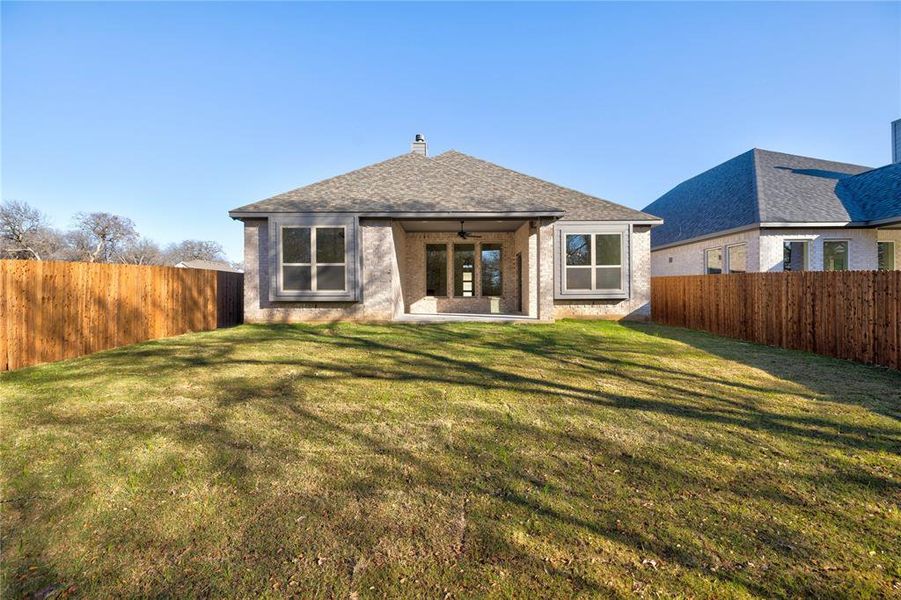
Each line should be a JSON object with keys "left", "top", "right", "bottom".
{"left": 392, "top": 218, "right": 540, "bottom": 319}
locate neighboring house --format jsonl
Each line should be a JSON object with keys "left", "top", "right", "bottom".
{"left": 174, "top": 259, "right": 243, "bottom": 273}
{"left": 228, "top": 135, "right": 661, "bottom": 322}
{"left": 644, "top": 146, "right": 901, "bottom": 276}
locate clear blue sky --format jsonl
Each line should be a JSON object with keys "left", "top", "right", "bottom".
{"left": 3, "top": 2, "right": 899, "bottom": 262}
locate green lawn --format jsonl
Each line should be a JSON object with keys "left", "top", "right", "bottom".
{"left": 2, "top": 321, "right": 899, "bottom": 599}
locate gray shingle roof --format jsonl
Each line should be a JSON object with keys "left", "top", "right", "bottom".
{"left": 229, "top": 150, "right": 659, "bottom": 222}
{"left": 643, "top": 149, "right": 899, "bottom": 248}
{"left": 836, "top": 163, "right": 901, "bottom": 224}
{"left": 432, "top": 151, "right": 659, "bottom": 222}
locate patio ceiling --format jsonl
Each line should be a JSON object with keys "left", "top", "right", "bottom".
{"left": 397, "top": 218, "right": 529, "bottom": 232}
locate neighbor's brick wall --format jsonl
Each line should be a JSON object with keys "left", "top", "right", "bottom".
{"left": 242, "top": 218, "right": 401, "bottom": 322}
{"left": 651, "top": 229, "right": 761, "bottom": 276}
{"left": 402, "top": 231, "right": 518, "bottom": 315}
{"left": 553, "top": 225, "right": 652, "bottom": 321}
{"left": 759, "top": 228, "right": 879, "bottom": 272}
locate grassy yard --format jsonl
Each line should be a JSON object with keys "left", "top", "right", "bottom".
{"left": 2, "top": 321, "right": 899, "bottom": 599}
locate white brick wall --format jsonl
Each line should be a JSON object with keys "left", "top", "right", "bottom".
{"left": 651, "top": 227, "right": 900, "bottom": 275}
{"left": 759, "top": 228, "right": 878, "bottom": 271}
{"left": 651, "top": 229, "right": 760, "bottom": 276}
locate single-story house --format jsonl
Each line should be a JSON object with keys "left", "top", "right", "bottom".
{"left": 175, "top": 259, "right": 243, "bottom": 273}
{"left": 228, "top": 135, "right": 661, "bottom": 322}
{"left": 643, "top": 148, "right": 901, "bottom": 275}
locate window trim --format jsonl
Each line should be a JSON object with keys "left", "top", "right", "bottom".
{"left": 822, "top": 239, "right": 851, "bottom": 272}
{"left": 704, "top": 246, "right": 723, "bottom": 275}
{"left": 782, "top": 239, "right": 810, "bottom": 272}
{"left": 725, "top": 243, "right": 747, "bottom": 274}
{"left": 555, "top": 224, "right": 629, "bottom": 300}
{"left": 877, "top": 240, "right": 896, "bottom": 271}
{"left": 267, "top": 215, "right": 358, "bottom": 302}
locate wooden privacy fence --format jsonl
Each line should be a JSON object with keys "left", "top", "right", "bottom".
{"left": 651, "top": 271, "right": 900, "bottom": 370}
{"left": 0, "top": 260, "right": 243, "bottom": 371}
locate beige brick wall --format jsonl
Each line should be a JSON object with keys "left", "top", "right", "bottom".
{"left": 553, "top": 225, "right": 652, "bottom": 321}
{"left": 244, "top": 217, "right": 656, "bottom": 322}
{"left": 651, "top": 229, "right": 761, "bottom": 276}
{"left": 514, "top": 221, "right": 538, "bottom": 317}
{"left": 402, "top": 231, "right": 519, "bottom": 315}
{"left": 242, "top": 218, "right": 401, "bottom": 323}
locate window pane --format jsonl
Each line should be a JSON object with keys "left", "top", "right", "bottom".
{"left": 316, "top": 228, "right": 345, "bottom": 263}
{"left": 283, "top": 265, "right": 311, "bottom": 291}
{"left": 596, "top": 267, "right": 621, "bottom": 290}
{"left": 727, "top": 245, "right": 747, "bottom": 273}
{"left": 566, "top": 267, "right": 591, "bottom": 290}
{"left": 283, "top": 228, "right": 311, "bottom": 263}
{"left": 705, "top": 248, "right": 723, "bottom": 274}
{"left": 454, "top": 244, "right": 475, "bottom": 297}
{"left": 823, "top": 241, "right": 848, "bottom": 271}
{"left": 595, "top": 234, "right": 621, "bottom": 266}
{"left": 426, "top": 244, "right": 448, "bottom": 296}
{"left": 565, "top": 234, "right": 591, "bottom": 266}
{"left": 316, "top": 265, "right": 345, "bottom": 290}
{"left": 783, "top": 241, "right": 808, "bottom": 271}
{"left": 481, "top": 244, "right": 502, "bottom": 296}
{"left": 878, "top": 242, "right": 895, "bottom": 271}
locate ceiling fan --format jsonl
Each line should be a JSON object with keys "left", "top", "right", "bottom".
{"left": 456, "top": 220, "right": 483, "bottom": 240}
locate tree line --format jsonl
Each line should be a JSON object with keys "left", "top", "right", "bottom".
{"left": 0, "top": 200, "right": 239, "bottom": 269}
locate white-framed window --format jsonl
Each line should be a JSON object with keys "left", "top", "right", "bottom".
{"left": 726, "top": 243, "right": 747, "bottom": 273}
{"left": 783, "top": 240, "right": 809, "bottom": 272}
{"left": 704, "top": 247, "right": 723, "bottom": 274}
{"left": 877, "top": 241, "right": 895, "bottom": 271}
{"left": 268, "top": 216, "right": 357, "bottom": 301}
{"left": 823, "top": 240, "right": 849, "bottom": 271}
{"left": 555, "top": 224, "right": 628, "bottom": 299}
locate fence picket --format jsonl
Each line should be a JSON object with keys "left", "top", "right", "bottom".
{"left": 0, "top": 260, "right": 243, "bottom": 371}
{"left": 652, "top": 272, "right": 900, "bottom": 370}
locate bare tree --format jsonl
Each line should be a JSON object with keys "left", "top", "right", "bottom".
{"left": 117, "top": 237, "right": 165, "bottom": 265}
{"left": 69, "top": 212, "right": 138, "bottom": 263}
{"left": 164, "top": 239, "right": 226, "bottom": 264}
{"left": 0, "top": 200, "right": 61, "bottom": 260}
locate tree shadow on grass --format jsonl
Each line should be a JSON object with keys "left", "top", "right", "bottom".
{"left": 3, "top": 321, "right": 900, "bottom": 597}
{"left": 621, "top": 321, "right": 901, "bottom": 423}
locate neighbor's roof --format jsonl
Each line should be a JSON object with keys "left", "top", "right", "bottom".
{"left": 643, "top": 149, "right": 901, "bottom": 248}
{"left": 229, "top": 150, "right": 660, "bottom": 223}
{"left": 175, "top": 260, "right": 242, "bottom": 273}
